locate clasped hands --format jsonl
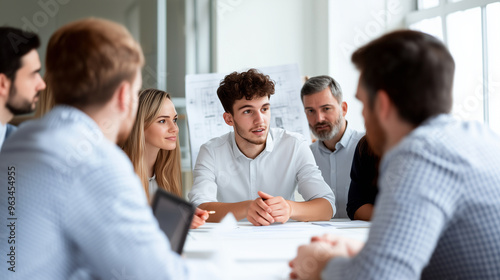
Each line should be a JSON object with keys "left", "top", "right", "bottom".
{"left": 247, "top": 191, "right": 292, "bottom": 226}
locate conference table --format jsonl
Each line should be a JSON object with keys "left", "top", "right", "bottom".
{"left": 184, "top": 218, "right": 370, "bottom": 280}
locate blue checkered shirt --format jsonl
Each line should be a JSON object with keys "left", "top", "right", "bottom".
{"left": 0, "top": 106, "right": 220, "bottom": 280}
{"left": 323, "top": 114, "right": 500, "bottom": 279}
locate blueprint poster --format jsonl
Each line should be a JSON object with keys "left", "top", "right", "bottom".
{"left": 185, "top": 64, "right": 311, "bottom": 168}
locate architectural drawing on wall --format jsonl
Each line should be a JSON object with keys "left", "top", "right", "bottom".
{"left": 186, "top": 64, "right": 310, "bottom": 168}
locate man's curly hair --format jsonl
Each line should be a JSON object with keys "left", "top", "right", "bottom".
{"left": 217, "top": 68, "right": 275, "bottom": 114}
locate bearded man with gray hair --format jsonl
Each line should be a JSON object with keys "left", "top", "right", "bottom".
{"left": 301, "top": 76, "right": 363, "bottom": 218}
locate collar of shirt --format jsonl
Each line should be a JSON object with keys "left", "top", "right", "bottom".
{"left": 0, "top": 122, "right": 6, "bottom": 148}
{"left": 50, "top": 105, "right": 105, "bottom": 144}
{"left": 230, "top": 129, "right": 275, "bottom": 160}
{"left": 380, "top": 114, "right": 453, "bottom": 169}
{"left": 318, "top": 121, "right": 354, "bottom": 154}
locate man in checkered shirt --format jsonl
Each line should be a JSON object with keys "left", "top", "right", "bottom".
{"left": 290, "top": 30, "right": 500, "bottom": 279}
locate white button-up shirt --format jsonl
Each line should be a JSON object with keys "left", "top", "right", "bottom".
{"left": 188, "top": 128, "right": 336, "bottom": 215}
{"left": 310, "top": 124, "right": 364, "bottom": 218}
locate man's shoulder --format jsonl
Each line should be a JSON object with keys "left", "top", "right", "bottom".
{"left": 2, "top": 117, "right": 49, "bottom": 152}
{"left": 344, "top": 126, "right": 364, "bottom": 146}
{"left": 3, "top": 107, "right": 121, "bottom": 167}
{"left": 390, "top": 115, "right": 500, "bottom": 164}
{"left": 309, "top": 139, "right": 320, "bottom": 151}
{"left": 351, "top": 129, "right": 365, "bottom": 142}
{"left": 271, "top": 128, "right": 307, "bottom": 145}
{"left": 201, "top": 131, "right": 233, "bottom": 150}
{"left": 5, "top": 123, "right": 17, "bottom": 138}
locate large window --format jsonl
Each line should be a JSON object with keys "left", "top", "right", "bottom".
{"left": 407, "top": 0, "right": 500, "bottom": 134}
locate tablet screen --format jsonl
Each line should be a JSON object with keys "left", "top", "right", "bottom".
{"left": 152, "top": 189, "right": 195, "bottom": 254}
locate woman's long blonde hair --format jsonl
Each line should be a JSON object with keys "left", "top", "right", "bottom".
{"left": 123, "top": 89, "right": 182, "bottom": 200}
{"left": 35, "top": 73, "right": 55, "bottom": 118}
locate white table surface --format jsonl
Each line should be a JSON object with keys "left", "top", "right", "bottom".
{"left": 184, "top": 219, "right": 370, "bottom": 280}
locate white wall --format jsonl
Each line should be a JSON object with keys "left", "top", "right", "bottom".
{"left": 328, "top": 0, "right": 412, "bottom": 132}
{"left": 213, "top": 0, "right": 412, "bottom": 133}
{"left": 0, "top": 0, "right": 137, "bottom": 61}
{"left": 214, "top": 0, "right": 329, "bottom": 76}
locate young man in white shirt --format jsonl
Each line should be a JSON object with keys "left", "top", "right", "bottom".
{"left": 189, "top": 69, "right": 335, "bottom": 226}
{"left": 301, "top": 76, "right": 364, "bottom": 218}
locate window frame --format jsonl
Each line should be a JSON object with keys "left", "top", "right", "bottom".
{"left": 406, "top": 0, "right": 499, "bottom": 125}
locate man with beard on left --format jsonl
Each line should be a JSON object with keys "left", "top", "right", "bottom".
{"left": 301, "top": 76, "right": 363, "bottom": 218}
{"left": 0, "top": 27, "right": 46, "bottom": 149}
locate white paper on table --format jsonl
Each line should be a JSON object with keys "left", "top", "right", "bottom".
{"left": 311, "top": 220, "right": 371, "bottom": 229}
{"left": 208, "top": 221, "right": 328, "bottom": 241}
{"left": 186, "top": 220, "right": 370, "bottom": 262}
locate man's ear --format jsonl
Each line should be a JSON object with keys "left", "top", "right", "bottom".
{"left": 375, "top": 90, "right": 391, "bottom": 122}
{"left": 223, "top": 112, "right": 234, "bottom": 126}
{"left": 0, "top": 73, "right": 12, "bottom": 99}
{"left": 115, "top": 80, "right": 131, "bottom": 112}
{"left": 341, "top": 101, "right": 348, "bottom": 117}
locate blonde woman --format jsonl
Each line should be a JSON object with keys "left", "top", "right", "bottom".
{"left": 123, "top": 88, "right": 208, "bottom": 229}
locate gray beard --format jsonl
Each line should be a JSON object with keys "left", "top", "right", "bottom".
{"left": 311, "top": 114, "right": 344, "bottom": 141}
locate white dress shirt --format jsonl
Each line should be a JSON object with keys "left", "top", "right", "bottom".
{"left": 310, "top": 123, "right": 364, "bottom": 218}
{"left": 188, "top": 128, "right": 336, "bottom": 215}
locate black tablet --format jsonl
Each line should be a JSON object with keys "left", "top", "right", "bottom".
{"left": 152, "top": 189, "right": 195, "bottom": 254}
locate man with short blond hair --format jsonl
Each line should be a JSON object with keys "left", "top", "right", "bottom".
{"left": 0, "top": 18, "right": 221, "bottom": 279}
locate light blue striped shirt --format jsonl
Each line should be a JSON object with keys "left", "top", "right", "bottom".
{"left": 310, "top": 123, "right": 364, "bottom": 218}
{"left": 0, "top": 106, "right": 220, "bottom": 280}
{"left": 324, "top": 114, "right": 500, "bottom": 279}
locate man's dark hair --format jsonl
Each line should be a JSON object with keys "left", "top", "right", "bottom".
{"left": 352, "top": 30, "right": 455, "bottom": 126}
{"left": 0, "top": 27, "right": 40, "bottom": 81}
{"left": 301, "top": 75, "right": 343, "bottom": 103}
{"left": 217, "top": 68, "right": 275, "bottom": 114}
